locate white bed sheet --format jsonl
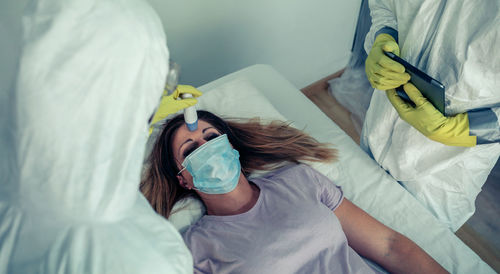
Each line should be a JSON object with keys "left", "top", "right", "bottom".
{"left": 166, "top": 64, "right": 494, "bottom": 273}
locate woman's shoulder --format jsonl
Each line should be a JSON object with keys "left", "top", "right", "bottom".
{"left": 181, "top": 217, "right": 211, "bottom": 245}
{"left": 251, "top": 163, "right": 320, "bottom": 187}
{"left": 261, "top": 163, "right": 314, "bottom": 177}
{"left": 270, "top": 163, "right": 319, "bottom": 178}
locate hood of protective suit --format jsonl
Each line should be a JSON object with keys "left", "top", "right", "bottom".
{"left": 0, "top": 0, "right": 192, "bottom": 273}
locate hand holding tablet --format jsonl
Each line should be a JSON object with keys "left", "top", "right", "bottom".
{"left": 384, "top": 52, "right": 446, "bottom": 115}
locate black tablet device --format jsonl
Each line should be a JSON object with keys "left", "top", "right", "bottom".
{"left": 384, "top": 51, "right": 446, "bottom": 114}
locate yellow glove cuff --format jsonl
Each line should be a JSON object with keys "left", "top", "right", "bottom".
{"left": 428, "top": 112, "right": 477, "bottom": 147}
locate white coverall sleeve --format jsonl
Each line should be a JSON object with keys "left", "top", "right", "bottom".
{"left": 468, "top": 107, "right": 500, "bottom": 144}
{"left": 364, "top": 0, "right": 398, "bottom": 54}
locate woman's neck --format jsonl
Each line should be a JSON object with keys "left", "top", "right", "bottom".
{"left": 200, "top": 175, "right": 260, "bottom": 216}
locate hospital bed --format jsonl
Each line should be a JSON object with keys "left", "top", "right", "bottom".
{"left": 161, "top": 64, "right": 495, "bottom": 273}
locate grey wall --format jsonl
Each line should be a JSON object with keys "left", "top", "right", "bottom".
{"left": 4, "top": 0, "right": 362, "bottom": 89}
{"left": 147, "top": 0, "right": 361, "bottom": 88}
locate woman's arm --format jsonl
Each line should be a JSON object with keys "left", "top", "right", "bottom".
{"left": 334, "top": 198, "right": 448, "bottom": 273}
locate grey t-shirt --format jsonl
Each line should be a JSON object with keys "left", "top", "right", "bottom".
{"left": 182, "top": 164, "right": 381, "bottom": 273}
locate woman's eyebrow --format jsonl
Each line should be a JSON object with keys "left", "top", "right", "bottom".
{"left": 178, "top": 138, "right": 193, "bottom": 157}
{"left": 178, "top": 126, "right": 217, "bottom": 156}
{"left": 202, "top": 127, "right": 215, "bottom": 133}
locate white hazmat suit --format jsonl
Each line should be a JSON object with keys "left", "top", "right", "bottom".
{"left": 0, "top": 0, "right": 192, "bottom": 272}
{"left": 362, "top": 0, "right": 500, "bottom": 231}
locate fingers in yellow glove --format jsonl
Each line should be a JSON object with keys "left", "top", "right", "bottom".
{"left": 386, "top": 83, "right": 476, "bottom": 147}
{"left": 381, "top": 39, "right": 400, "bottom": 56}
{"left": 386, "top": 88, "right": 412, "bottom": 112}
{"left": 365, "top": 34, "right": 410, "bottom": 90}
{"left": 370, "top": 71, "right": 409, "bottom": 89}
{"left": 169, "top": 84, "right": 203, "bottom": 98}
{"left": 378, "top": 56, "right": 405, "bottom": 73}
{"left": 149, "top": 85, "right": 203, "bottom": 135}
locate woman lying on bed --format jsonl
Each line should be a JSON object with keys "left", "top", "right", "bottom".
{"left": 140, "top": 110, "right": 447, "bottom": 274}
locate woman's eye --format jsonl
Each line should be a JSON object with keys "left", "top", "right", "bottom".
{"left": 205, "top": 133, "right": 220, "bottom": 141}
{"left": 182, "top": 133, "right": 220, "bottom": 158}
{"left": 183, "top": 146, "right": 196, "bottom": 158}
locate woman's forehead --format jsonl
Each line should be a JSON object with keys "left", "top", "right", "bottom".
{"left": 171, "top": 120, "right": 217, "bottom": 147}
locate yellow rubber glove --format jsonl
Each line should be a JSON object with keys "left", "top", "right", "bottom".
{"left": 386, "top": 83, "right": 476, "bottom": 147}
{"left": 149, "top": 85, "right": 202, "bottom": 134}
{"left": 365, "top": 33, "right": 410, "bottom": 90}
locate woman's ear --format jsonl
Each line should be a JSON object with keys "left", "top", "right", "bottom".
{"left": 177, "top": 174, "right": 190, "bottom": 189}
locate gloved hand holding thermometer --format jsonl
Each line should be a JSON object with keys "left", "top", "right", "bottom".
{"left": 149, "top": 61, "right": 202, "bottom": 134}
{"left": 149, "top": 85, "right": 202, "bottom": 134}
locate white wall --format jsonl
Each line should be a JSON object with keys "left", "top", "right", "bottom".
{"left": 147, "top": 0, "right": 361, "bottom": 88}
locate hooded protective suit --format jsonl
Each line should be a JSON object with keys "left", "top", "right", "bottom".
{"left": 362, "top": 0, "right": 500, "bottom": 231}
{"left": 0, "top": 0, "right": 192, "bottom": 272}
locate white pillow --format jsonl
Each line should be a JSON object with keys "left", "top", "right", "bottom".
{"left": 197, "top": 77, "right": 288, "bottom": 122}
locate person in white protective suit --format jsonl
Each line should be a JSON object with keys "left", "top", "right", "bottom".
{"left": 362, "top": 0, "right": 500, "bottom": 231}
{"left": 0, "top": 0, "right": 195, "bottom": 273}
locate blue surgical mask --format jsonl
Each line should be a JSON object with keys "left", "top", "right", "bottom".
{"left": 178, "top": 134, "right": 241, "bottom": 194}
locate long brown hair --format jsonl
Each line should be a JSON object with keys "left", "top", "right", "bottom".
{"left": 140, "top": 110, "right": 337, "bottom": 218}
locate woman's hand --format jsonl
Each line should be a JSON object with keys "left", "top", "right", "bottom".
{"left": 334, "top": 198, "right": 448, "bottom": 273}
